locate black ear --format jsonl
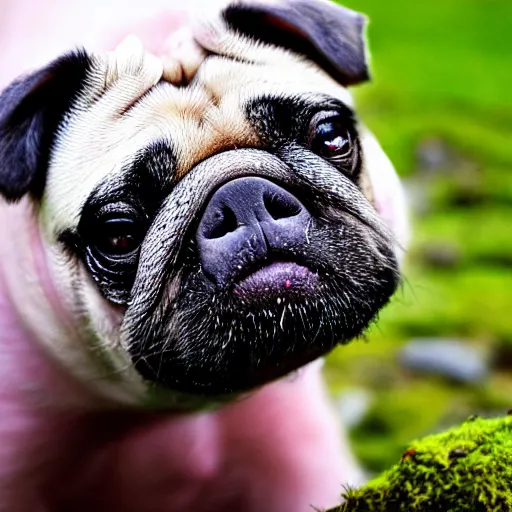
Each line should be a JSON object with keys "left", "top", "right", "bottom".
{"left": 0, "top": 50, "right": 92, "bottom": 201}
{"left": 223, "top": 0, "right": 369, "bottom": 86}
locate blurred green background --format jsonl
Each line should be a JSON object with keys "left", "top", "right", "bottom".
{"left": 325, "top": 0, "right": 512, "bottom": 473}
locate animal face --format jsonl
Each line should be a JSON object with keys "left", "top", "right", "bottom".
{"left": 0, "top": 0, "right": 402, "bottom": 406}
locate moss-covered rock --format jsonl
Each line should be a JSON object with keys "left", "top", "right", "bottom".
{"left": 331, "top": 415, "right": 512, "bottom": 512}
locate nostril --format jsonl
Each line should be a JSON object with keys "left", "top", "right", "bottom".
{"left": 204, "top": 205, "right": 238, "bottom": 239}
{"left": 263, "top": 192, "right": 302, "bottom": 220}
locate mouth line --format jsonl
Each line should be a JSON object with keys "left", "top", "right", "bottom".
{"left": 233, "top": 259, "right": 319, "bottom": 300}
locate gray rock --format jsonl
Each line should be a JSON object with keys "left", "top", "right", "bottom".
{"left": 422, "top": 242, "right": 461, "bottom": 268}
{"left": 337, "top": 387, "right": 373, "bottom": 428}
{"left": 416, "top": 138, "right": 454, "bottom": 173}
{"left": 399, "top": 338, "right": 489, "bottom": 384}
{"left": 402, "top": 179, "right": 431, "bottom": 216}
{"left": 415, "top": 137, "right": 477, "bottom": 176}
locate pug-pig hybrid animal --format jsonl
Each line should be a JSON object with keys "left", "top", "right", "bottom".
{"left": 0, "top": 0, "right": 408, "bottom": 510}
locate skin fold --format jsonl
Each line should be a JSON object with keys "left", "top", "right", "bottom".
{"left": 0, "top": 1, "right": 366, "bottom": 511}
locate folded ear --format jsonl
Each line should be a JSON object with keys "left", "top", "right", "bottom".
{"left": 0, "top": 50, "right": 92, "bottom": 201}
{"left": 193, "top": 0, "right": 369, "bottom": 86}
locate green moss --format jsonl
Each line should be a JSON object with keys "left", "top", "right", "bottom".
{"left": 377, "top": 268, "right": 512, "bottom": 342}
{"left": 428, "top": 170, "right": 512, "bottom": 210}
{"left": 349, "top": 382, "right": 452, "bottom": 472}
{"left": 340, "top": 0, "right": 512, "bottom": 177}
{"left": 331, "top": 416, "right": 512, "bottom": 512}
{"left": 326, "top": 332, "right": 512, "bottom": 471}
{"left": 323, "top": 0, "right": 512, "bottom": 478}
{"left": 413, "top": 208, "right": 512, "bottom": 267}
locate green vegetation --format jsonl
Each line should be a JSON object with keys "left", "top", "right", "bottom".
{"left": 325, "top": 0, "right": 512, "bottom": 472}
{"left": 331, "top": 416, "right": 512, "bottom": 511}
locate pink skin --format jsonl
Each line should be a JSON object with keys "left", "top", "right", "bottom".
{"left": 0, "top": 2, "right": 362, "bottom": 511}
{"left": 0, "top": 206, "right": 355, "bottom": 511}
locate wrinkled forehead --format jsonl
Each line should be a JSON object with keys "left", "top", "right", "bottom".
{"left": 42, "top": 54, "right": 352, "bottom": 234}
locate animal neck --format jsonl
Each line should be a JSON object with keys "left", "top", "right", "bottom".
{"left": 0, "top": 198, "right": 108, "bottom": 410}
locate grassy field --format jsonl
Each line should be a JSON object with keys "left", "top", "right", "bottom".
{"left": 324, "top": 0, "right": 512, "bottom": 472}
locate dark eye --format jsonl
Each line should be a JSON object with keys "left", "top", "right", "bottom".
{"left": 95, "top": 217, "right": 144, "bottom": 258}
{"left": 308, "top": 113, "right": 355, "bottom": 166}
